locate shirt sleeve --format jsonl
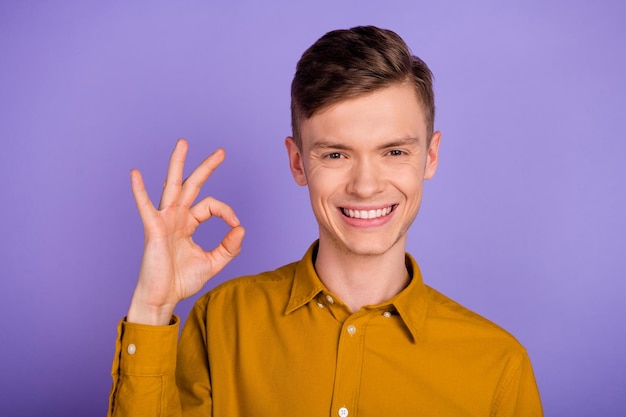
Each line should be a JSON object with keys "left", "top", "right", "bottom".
{"left": 492, "top": 350, "right": 544, "bottom": 417}
{"left": 108, "top": 316, "right": 182, "bottom": 417}
{"left": 175, "top": 302, "right": 214, "bottom": 415}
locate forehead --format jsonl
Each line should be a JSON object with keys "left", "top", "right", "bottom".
{"left": 299, "top": 84, "right": 428, "bottom": 150}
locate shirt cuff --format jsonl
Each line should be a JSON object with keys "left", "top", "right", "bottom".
{"left": 118, "top": 315, "right": 180, "bottom": 376}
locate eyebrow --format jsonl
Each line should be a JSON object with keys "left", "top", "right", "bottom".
{"left": 310, "top": 141, "right": 353, "bottom": 151}
{"left": 378, "top": 137, "right": 421, "bottom": 149}
{"left": 310, "top": 137, "right": 420, "bottom": 151}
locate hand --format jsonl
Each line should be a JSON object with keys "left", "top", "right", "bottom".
{"left": 127, "top": 139, "right": 245, "bottom": 325}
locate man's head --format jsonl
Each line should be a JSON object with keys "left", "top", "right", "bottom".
{"left": 286, "top": 26, "right": 441, "bottom": 258}
{"left": 290, "top": 25, "right": 435, "bottom": 150}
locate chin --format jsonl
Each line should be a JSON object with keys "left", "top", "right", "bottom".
{"left": 318, "top": 222, "right": 409, "bottom": 258}
{"left": 337, "top": 236, "right": 402, "bottom": 258}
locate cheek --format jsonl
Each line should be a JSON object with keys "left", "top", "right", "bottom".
{"left": 389, "top": 164, "right": 424, "bottom": 187}
{"left": 385, "top": 157, "right": 425, "bottom": 173}
{"left": 305, "top": 165, "right": 345, "bottom": 196}
{"left": 393, "top": 173, "right": 425, "bottom": 206}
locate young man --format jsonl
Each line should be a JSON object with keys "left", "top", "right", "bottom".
{"left": 109, "top": 26, "right": 543, "bottom": 416}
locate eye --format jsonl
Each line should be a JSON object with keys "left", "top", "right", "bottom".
{"left": 388, "top": 149, "right": 405, "bottom": 156}
{"left": 325, "top": 152, "right": 343, "bottom": 159}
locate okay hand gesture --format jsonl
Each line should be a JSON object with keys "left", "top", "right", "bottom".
{"left": 127, "top": 139, "right": 245, "bottom": 325}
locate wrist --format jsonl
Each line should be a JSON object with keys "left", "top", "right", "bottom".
{"left": 127, "top": 299, "right": 176, "bottom": 326}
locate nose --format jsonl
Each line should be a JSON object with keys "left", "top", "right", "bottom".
{"left": 346, "top": 157, "right": 385, "bottom": 198}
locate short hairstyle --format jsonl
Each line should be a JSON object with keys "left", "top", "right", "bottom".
{"left": 290, "top": 25, "right": 435, "bottom": 149}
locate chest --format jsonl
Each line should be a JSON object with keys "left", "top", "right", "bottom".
{"left": 206, "top": 306, "right": 499, "bottom": 417}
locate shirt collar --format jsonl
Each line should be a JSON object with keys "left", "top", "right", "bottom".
{"left": 285, "top": 242, "right": 326, "bottom": 315}
{"left": 388, "top": 253, "right": 428, "bottom": 342}
{"left": 285, "top": 241, "right": 428, "bottom": 342}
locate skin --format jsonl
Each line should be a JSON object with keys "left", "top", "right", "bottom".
{"left": 286, "top": 83, "right": 441, "bottom": 311}
{"left": 127, "top": 141, "right": 245, "bottom": 325}
{"left": 127, "top": 82, "right": 440, "bottom": 324}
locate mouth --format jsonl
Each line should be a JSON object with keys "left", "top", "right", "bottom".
{"left": 340, "top": 205, "right": 396, "bottom": 220}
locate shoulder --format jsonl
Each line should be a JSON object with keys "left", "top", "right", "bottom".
{"left": 193, "top": 261, "right": 298, "bottom": 314}
{"left": 423, "top": 284, "right": 527, "bottom": 353}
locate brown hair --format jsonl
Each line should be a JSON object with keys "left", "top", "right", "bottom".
{"left": 290, "top": 25, "right": 435, "bottom": 149}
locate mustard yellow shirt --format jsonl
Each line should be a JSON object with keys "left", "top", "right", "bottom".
{"left": 109, "top": 242, "right": 542, "bottom": 416}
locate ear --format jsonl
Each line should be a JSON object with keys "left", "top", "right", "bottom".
{"left": 424, "top": 131, "right": 441, "bottom": 180}
{"left": 285, "top": 136, "right": 307, "bottom": 186}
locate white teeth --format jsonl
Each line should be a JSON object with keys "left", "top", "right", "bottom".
{"left": 342, "top": 206, "right": 393, "bottom": 219}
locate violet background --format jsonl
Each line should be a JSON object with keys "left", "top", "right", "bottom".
{"left": 1, "top": 1, "right": 624, "bottom": 416}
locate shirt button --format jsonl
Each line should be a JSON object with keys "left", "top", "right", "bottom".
{"left": 383, "top": 311, "right": 392, "bottom": 318}
{"left": 326, "top": 294, "right": 334, "bottom": 304}
{"left": 347, "top": 325, "right": 356, "bottom": 335}
{"left": 338, "top": 407, "right": 349, "bottom": 417}
{"left": 316, "top": 301, "right": 325, "bottom": 308}
{"left": 127, "top": 344, "right": 136, "bottom": 355}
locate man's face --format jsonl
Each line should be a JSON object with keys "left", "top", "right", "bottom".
{"left": 286, "top": 83, "right": 441, "bottom": 257}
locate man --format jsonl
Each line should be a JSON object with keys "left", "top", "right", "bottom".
{"left": 108, "top": 26, "right": 543, "bottom": 416}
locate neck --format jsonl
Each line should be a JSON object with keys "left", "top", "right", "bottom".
{"left": 314, "top": 237, "right": 410, "bottom": 312}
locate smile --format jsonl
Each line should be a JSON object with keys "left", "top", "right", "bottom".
{"left": 340, "top": 205, "right": 395, "bottom": 220}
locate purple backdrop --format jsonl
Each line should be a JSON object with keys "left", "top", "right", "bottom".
{"left": 1, "top": 1, "right": 624, "bottom": 416}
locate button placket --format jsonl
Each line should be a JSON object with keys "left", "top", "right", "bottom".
{"left": 330, "top": 316, "right": 365, "bottom": 416}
